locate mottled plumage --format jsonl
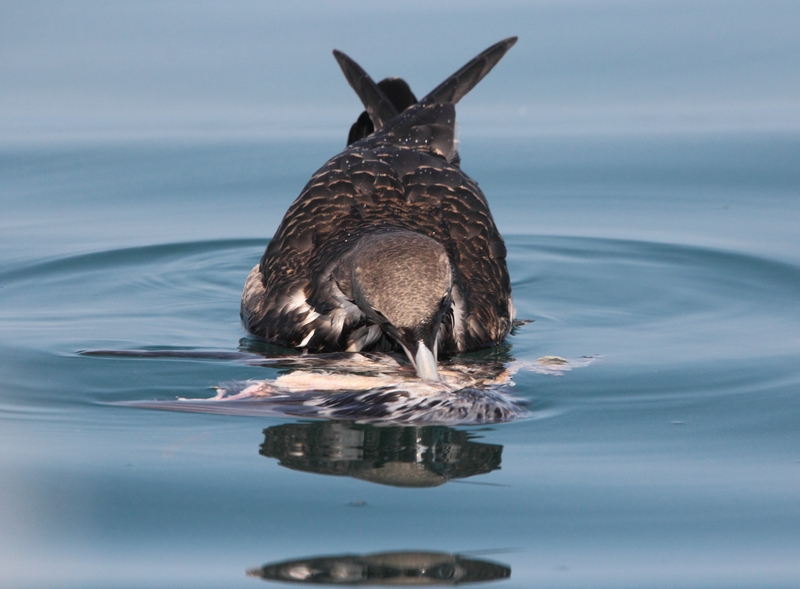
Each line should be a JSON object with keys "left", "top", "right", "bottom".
{"left": 242, "top": 37, "right": 518, "bottom": 380}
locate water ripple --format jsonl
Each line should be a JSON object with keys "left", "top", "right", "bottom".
{"left": 2, "top": 235, "right": 798, "bottom": 420}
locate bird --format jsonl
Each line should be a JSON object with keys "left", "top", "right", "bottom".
{"left": 242, "top": 37, "right": 518, "bottom": 382}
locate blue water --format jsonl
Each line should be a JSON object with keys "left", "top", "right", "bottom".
{"left": 2, "top": 132, "right": 799, "bottom": 588}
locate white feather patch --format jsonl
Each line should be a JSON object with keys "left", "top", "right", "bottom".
{"left": 297, "top": 329, "right": 315, "bottom": 348}
{"left": 300, "top": 311, "right": 320, "bottom": 326}
{"left": 450, "top": 284, "right": 466, "bottom": 351}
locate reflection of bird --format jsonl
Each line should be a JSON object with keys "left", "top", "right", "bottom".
{"left": 248, "top": 551, "right": 511, "bottom": 585}
{"left": 242, "top": 38, "right": 518, "bottom": 382}
{"left": 259, "top": 421, "right": 503, "bottom": 487}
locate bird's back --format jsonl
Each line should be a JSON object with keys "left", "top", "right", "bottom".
{"left": 242, "top": 38, "right": 517, "bottom": 356}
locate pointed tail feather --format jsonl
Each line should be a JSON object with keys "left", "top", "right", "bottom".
{"left": 421, "top": 36, "right": 517, "bottom": 106}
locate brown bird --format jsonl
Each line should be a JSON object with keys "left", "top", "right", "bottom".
{"left": 242, "top": 37, "right": 518, "bottom": 382}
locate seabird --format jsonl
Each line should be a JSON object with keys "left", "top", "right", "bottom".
{"left": 242, "top": 37, "right": 518, "bottom": 382}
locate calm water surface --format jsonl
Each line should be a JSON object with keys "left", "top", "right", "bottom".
{"left": 1, "top": 134, "right": 799, "bottom": 588}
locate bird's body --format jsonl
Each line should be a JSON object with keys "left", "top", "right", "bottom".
{"left": 242, "top": 38, "right": 518, "bottom": 381}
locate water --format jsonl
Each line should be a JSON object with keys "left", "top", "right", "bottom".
{"left": 2, "top": 132, "right": 799, "bottom": 588}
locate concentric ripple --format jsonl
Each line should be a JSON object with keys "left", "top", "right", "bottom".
{"left": 2, "top": 235, "right": 799, "bottom": 422}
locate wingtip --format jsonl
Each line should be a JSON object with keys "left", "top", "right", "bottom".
{"left": 490, "top": 36, "right": 518, "bottom": 58}
{"left": 332, "top": 49, "right": 359, "bottom": 72}
{"left": 484, "top": 36, "right": 518, "bottom": 54}
{"left": 331, "top": 48, "right": 399, "bottom": 132}
{"left": 420, "top": 36, "right": 520, "bottom": 106}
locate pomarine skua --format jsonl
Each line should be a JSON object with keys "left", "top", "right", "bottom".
{"left": 242, "top": 37, "right": 518, "bottom": 382}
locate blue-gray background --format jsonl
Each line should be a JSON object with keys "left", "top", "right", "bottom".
{"left": 3, "top": 1, "right": 799, "bottom": 255}
{"left": 3, "top": 1, "right": 799, "bottom": 139}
